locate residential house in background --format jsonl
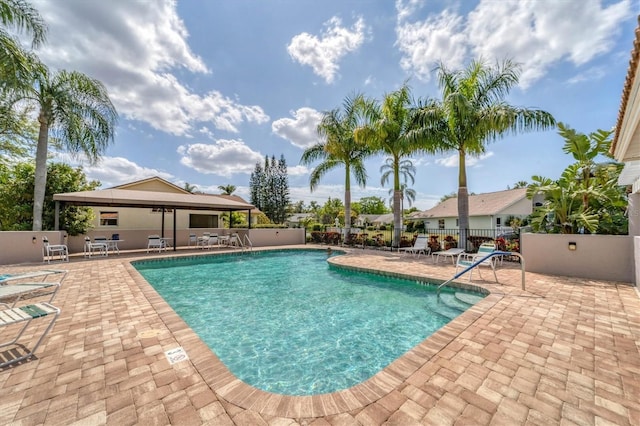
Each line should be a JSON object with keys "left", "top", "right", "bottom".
{"left": 611, "top": 17, "right": 640, "bottom": 286}
{"left": 354, "top": 213, "right": 394, "bottom": 228}
{"left": 410, "top": 188, "right": 541, "bottom": 233}
{"left": 285, "top": 213, "right": 315, "bottom": 227}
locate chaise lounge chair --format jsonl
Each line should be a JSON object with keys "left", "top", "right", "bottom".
{"left": 0, "top": 270, "right": 67, "bottom": 307}
{"left": 0, "top": 302, "right": 61, "bottom": 367}
{"left": 432, "top": 247, "right": 465, "bottom": 264}
{"left": 455, "top": 243, "right": 499, "bottom": 282}
{"left": 397, "top": 235, "right": 431, "bottom": 257}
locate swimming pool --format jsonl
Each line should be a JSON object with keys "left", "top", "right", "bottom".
{"left": 134, "top": 249, "right": 484, "bottom": 395}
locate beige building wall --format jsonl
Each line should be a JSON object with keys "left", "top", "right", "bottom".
{"left": 90, "top": 206, "right": 220, "bottom": 231}
{"left": 521, "top": 233, "right": 633, "bottom": 283}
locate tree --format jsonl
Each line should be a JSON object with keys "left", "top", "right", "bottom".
{"left": 318, "top": 197, "right": 344, "bottom": 225}
{"left": 0, "top": 161, "right": 99, "bottom": 234}
{"left": 510, "top": 180, "right": 529, "bottom": 189}
{"left": 526, "top": 124, "right": 627, "bottom": 234}
{"left": 249, "top": 154, "right": 290, "bottom": 223}
{"left": 218, "top": 184, "right": 236, "bottom": 195}
{"left": 412, "top": 59, "right": 555, "bottom": 248}
{"left": 183, "top": 182, "right": 197, "bottom": 193}
{"left": 0, "top": 0, "right": 46, "bottom": 93}
{"left": 356, "top": 196, "right": 389, "bottom": 215}
{"left": 4, "top": 66, "right": 118, "bottom": 231}
{"left": 389, "top": 183, "right": 416, "bottom": 211}
{"left": 359, "top": 83, "right": 420, "bottom": 247}
{"left": 301, "top": 93, "right": 373, "bottom": 236}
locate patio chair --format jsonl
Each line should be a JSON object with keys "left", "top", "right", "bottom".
{"left": 84, "top": 237, "right": 108, "bottom": 258}
{"left": 196, "top": 232, "right": 210, "bottom": 248}
{"left": 188, "top": 233, "right": 197, "bottom": 246}
{"left": 147, "top": 235, "right": 166, "bottom": 253}
{"left": 42, "top": 237, "right": 69, "bottom": 264}
{"left": 0, "top": 302, "right": 60, "bottom": 368}
{"left": 397, "top": 235, "right": 430, "bottom": 257}
{"left": 455, "top": 243, "right": 498, "bottom": 282}
{"left": 432, "top": 248, "right": 465, "bottom": 264}
{"left": 206, "top": 234, "right": 219, "bottom": 249}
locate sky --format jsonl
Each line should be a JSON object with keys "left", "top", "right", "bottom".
{"left": 25, "top": 0, "right": 638, "bottom": 211}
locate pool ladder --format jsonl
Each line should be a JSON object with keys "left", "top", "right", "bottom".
{"left": 436, "top": 251, "right": 525, "bottom": 296}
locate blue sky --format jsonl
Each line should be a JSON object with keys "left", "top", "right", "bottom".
{"left": 29, "top": 0, "right": 636, "bottom": 210}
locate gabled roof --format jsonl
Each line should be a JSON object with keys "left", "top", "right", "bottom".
{"left": 611, "top": 16, "right": 640, "bottom": 161}
{"left": 412, "top": 188, "right": 528, "bottom": 219}
{"left": 112, "top": 176, "right": 190, "bottom": 194}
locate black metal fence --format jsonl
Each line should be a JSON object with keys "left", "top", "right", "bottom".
{"left": 309, "top": 226, "right": 521, "bottom": 253}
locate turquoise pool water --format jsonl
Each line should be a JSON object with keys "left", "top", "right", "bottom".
{"left": 134, "top": 249, "right": 483, "bottom": 395}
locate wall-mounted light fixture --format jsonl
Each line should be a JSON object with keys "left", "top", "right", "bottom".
{"left": 568, "top": 242, "right": 577, "bottom": 251}
{"left": 32, "top": 236, "right": 37, "bottom": 244}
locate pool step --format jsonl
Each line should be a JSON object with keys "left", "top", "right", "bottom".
{"left": 454, "top": 292, "right": 485, "bottom": 306}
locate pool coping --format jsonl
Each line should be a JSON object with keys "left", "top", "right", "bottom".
{"left": 125, "top": 247, "right": 502, "bottom": 418}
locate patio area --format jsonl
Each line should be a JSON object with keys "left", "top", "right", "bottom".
{"left": 0, "top": 246, "right": 638, "bottom": 425}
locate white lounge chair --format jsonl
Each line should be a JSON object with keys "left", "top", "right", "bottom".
{"left": 0, "top": 270, "right": 67, "bottom": 307}
{"left": 432, "top": 247, "right": 465, "bottom": 264}
{"left": 188, "top": 233, "right": 197, "bottom": 246}
{"left": 455, "top": 243, "right": 498, "bottom": 282}
{"left": 398, "top": 235, "right": 430, "bottom": 257}
{"left": 0, "top": 302, "right": 60, "bottom": 367}
{"left": 42, "top": 237, "right": 69, "bottom": 263}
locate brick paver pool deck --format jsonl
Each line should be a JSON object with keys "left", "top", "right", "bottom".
{"left": 0, "top": 246, "right": 638, "bottom": 425}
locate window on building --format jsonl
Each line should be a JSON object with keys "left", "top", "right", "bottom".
{"left": 455, "top": 219, "right": 459, "bottom": 227}
{"left": 496, "top": 218, "right": 501, "bottom": 227}
{"left": 99, "top": 211, "right": 118, "bottom": 226}
{"left": 438, "top": 219, "right": 445, "bottom": 229}
{"left": 189, "top": 214, "right": 219, "bottom": 228}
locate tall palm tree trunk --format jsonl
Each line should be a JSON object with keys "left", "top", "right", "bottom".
{"left": 393, "top": 189, "right": 402, "bottom": 248}
{"left": 32, "top": 115, "right": 49, "bottom": 231}
{"left": 457, "top": 149, "right": 469, "bottom": 250}
{"left": 344, "top": 167, "right": 351, "bottom": 238}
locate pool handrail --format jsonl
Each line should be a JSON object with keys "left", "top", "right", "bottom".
{"left": 436, "top": 251, "right": 525, "bottom": 295}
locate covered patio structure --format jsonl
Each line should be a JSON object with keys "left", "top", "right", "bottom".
{"left": 52, "top": 188, "right": 256, "bottom": 251}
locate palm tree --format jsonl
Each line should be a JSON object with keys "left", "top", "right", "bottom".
{"left": 0, "top": 0, "right": 46, "bottom": 132}
{"left": 218, "top": 184, "right": 237, "bottom": 195}
{"left": 511, "top": 181, "right": 529, "bottom": 189}
{"left": 382, "top": 157, "right": 416, "bottom": 232}
{"left": 412, "top": 59, "right": 555, "bottom": 248}
{"left": 5, "top": 66, "right": 118, "bottom": 230}
{"left": 358, "top": 83, "right": 421, "bottom": 247}
{"left": 183, "top": 182, "right": 197, "bottom": 193}
{"left": 301, "top": 93, "right": 373, "bottom": 236}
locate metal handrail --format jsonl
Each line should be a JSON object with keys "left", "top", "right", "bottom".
{"left": 243, "top": 234, "right": 253, "bottom": 251}
{"left": 436, "top": 251, "right": 525, "bottom": 295}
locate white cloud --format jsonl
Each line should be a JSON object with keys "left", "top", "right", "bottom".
{"left": 396, "top": 9, "right": 468, "bottom": 80}
{"left": 288, "top": 165, "right": 310, "bottom": 176}
{"left": 32, "top": 0, "right": 269, "bottom": 136}
{"left": 436, "top": 152, "right": 494, "bottom": 168}
{"left": 395, "top": 0, "right": 631, "bottom": 87}
{"left": 56, "top": 154, "right": 174, "bottom": 188}
{"left": 178, "top": 139, "right": 264, "bottom": 177}
{"left": 272, "top": 108, "right": 324, "bottom": 148}
{"left": 287, "top": 16, "right": 367, "bottom": 84}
